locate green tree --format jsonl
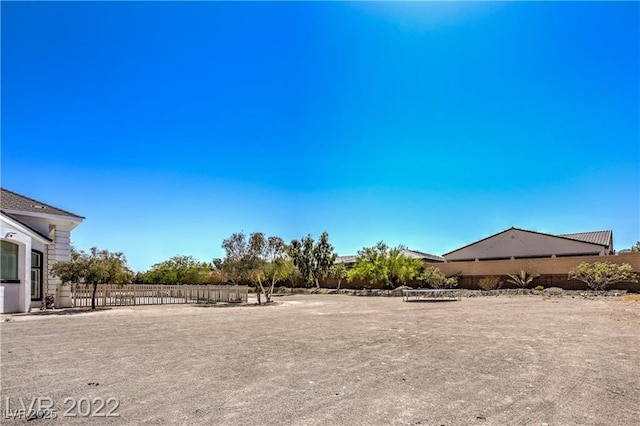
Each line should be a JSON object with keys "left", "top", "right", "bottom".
{"left": 387, "top": 246, "right": 423, "bottom": 286}
{"left": 329, "top": 263, "right": 348, "bottom": 290}
{"left": 218, "top": 232, "right": 252, "bottom": 285}
{"left": 247, "top": 232, "right": 268, "bottom": 304}
{"left": 261, "top": 236, "right": 293, "bottom": 303}
{"left": 631, "top": 242, "right": 640, "bottom": 252}
{"left": 506, "top": 270, "right": 540, "bottom": 289}
{"left": 347, "top": 242, "right": 422, "bottom": 289}
{"left": 133, "top": 271, "right": 146, "bottom": 284}
{"left": 347, "top": 242, "right": 390, "bottom": 287}
{"left": 144, "top": 255, "right": 211, "bottom": 285}
{"left": 568, "top": 261, "right": 637, "bottom": 291}
{"left": 418, "top": 266, "right": 458, "bottom": 289}
{"left": 51, "top": 246, "right": 133, "bottom": 310}
{"left": 218, "top": 232, "right": 292, "bottom": 304}
{"left": 289, "top": 232, "right": 336, "bottom": 288}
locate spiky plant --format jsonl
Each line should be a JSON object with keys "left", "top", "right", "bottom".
{"left": 506, "top": 270, "right": 540, "bottom": 289}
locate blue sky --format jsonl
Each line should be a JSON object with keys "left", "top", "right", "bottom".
{"left": 2, "top": 2, "right": 638, "bottom": 272}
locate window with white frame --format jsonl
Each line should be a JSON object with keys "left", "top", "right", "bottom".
{"left": 1, "top": 241, "right": 19, "bottom": 282}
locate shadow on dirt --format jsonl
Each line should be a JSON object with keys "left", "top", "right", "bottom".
{"left": 24, "top": 307, "right": 112, "bottom": 316}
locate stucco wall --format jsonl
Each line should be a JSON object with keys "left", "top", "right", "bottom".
{"left": 46, "top": 227, "right": 72, "bottom": 308}
{"left": 436, "top": 252, "right": 640, "bottom": 276}
{"left": 0, "top": 221, "right": 33, "bottom": 313}
{"left": 322, "top": 253, "right": 640, "bottom": 291}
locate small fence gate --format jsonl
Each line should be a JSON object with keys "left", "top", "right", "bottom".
{"left": 71, "top": 284, "right": 248, "bottom": 308}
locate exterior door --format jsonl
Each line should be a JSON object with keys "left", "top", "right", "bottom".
{"left": 31, "top": 250, "right": 43, "bottom": 301}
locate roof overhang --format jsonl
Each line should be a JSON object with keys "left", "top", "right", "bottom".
{"left": 1, "top": 209, "right": 83, "bottom": 230}
{"left": 1, "top": 212, "right": 53, "bottom": 244}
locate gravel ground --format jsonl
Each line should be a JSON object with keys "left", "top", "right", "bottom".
{"left": 1, "top": 295, "right": 639, "bottom": 425}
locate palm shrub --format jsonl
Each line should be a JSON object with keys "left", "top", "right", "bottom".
{"left": 506, "top": 270, "right": 540, "bottom": 289}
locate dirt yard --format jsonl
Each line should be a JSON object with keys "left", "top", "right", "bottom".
{"left": 1, "top": 294, "right": 639, "bottom": 425}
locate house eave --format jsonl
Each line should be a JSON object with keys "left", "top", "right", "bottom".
{"left": 1, "top": 209, "right": 84, "bottom": 229}
{"left": 0, "top": 213, "right": 53, "bottom": 244}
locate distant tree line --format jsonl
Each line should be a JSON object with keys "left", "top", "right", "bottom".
{"left": 50, "top": 233, "right": 639, "bottom": 309}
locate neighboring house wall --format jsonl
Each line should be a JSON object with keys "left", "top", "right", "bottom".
{"left": 436, "top": 252, "right": 640, "bottom": 277}
{"left": 435, "top": 252, "right": 640, "bottom": 291}
{"left": 323, "top": 253, "right": 640, "bottom": 291}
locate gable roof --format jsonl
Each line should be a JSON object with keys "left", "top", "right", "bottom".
{"left": 559, "top": 231, "right": 612, "bottom": 247}
{"left": 443, "top": 227, "right": 611, "bottom": 260}
{"left": 1, "top": 211, "right": 53, "bottom": 243}
{"left": 1, "top": 188, "right": 84, "bottom": 219}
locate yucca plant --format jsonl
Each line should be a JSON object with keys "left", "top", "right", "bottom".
{"left": 506, "top": 270, "right": 540, "bottom": 289}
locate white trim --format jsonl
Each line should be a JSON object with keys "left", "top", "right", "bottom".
{"left": 0, "top": 214, "right": 52, "bottom": 244}
{"left": 1, "top": 209, "right": 83, "bottom": 224}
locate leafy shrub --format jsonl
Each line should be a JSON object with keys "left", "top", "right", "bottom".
{"left": 533, "top": 285, "right": 544, "bottom": 291}
{"left": 478, "top": 276, "right": 501, "bottom": 291}
{"left": 419, "top": 267, "right": 458, "bottom": 289}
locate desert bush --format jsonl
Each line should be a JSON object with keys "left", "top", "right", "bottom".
{"left": 568, "top": 262, "right": 638, "bottom": 291}
{"left": 419, "top": 267, "right": 458, "bottom": 289}
{"left": 543, "top": 287, "right": 564, "bottom": 296}
{"left": 478, "top": 276, "right": 501, "bottom": 291}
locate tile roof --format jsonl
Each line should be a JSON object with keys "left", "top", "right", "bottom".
{"left": 1, "top": 188, "right": 84, "bottom": 219}
{"left": 559, "top": 231, "right": 612, "bottom": 247}
{"left": 335, "top": 255, "right": 358, "bottom": 264}
{"left": 335, "top": 249, "right": 444, "bottom": 264}
{"left": 399, "top": 249, "right": 445, "bottom": 262}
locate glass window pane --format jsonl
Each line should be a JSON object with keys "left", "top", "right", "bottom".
{"left": 31, "top": 269, "right": 41, "bottom": 299}
{"left": 1, "top": 241, "right": 19, "bottom": 281}
{"left": 32, "top": 251, "right": 41, "bottom": 267}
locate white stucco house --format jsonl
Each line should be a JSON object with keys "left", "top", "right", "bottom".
{"left": 1, "top": 188, "right": 84, "bottom": 313}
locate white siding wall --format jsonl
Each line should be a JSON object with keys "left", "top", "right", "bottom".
{"left": 46, "top": 227, "right": 73, "bottom": 308}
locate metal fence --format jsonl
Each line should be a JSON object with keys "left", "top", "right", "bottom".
{"left": 71, "top": 284, "right": 248, "bottom": 307}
